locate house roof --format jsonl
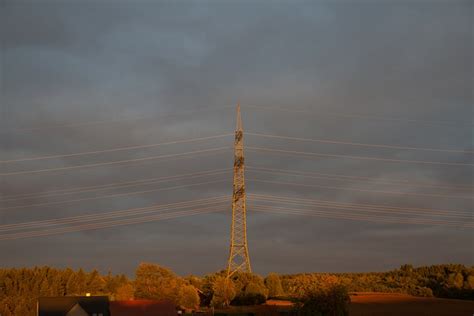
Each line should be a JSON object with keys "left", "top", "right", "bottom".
{"left": 38, "top": 296, "right": 110, "bottom": 316}
{"left": 109, "top": 300, "right": 177, "bottom": 316}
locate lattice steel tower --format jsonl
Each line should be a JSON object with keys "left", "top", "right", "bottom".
{"left": 226, "top": 103, "right": 252, "bottom": 277}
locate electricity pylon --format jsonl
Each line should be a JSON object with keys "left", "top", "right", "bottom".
{"left": 226, "top": 102, "right": 252, "bottom": 277}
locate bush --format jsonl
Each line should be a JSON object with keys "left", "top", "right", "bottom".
{"left": 408, "top": 286, "right": 433, "bottom": 297}
{"left": 295, "top": 284, "right": 350, "bottom": 316}
{"left": 231, "top": 292, "right": 267, "bottom": 306}
{"left": 230, "top": 273, "right": 268, "bottom": 306}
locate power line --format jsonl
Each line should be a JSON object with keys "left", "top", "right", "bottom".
{"left": 250, "top": 203, "right": 471, "bottom": 225}
{"left": 252, "top": 206, "right": 473, "bottom": 229}
{"left": 0, "top": 147, "right": 231, "bottom": 176}
{"left": 247, "top": 146, "right": 473, "bottom": 166}
{"left": 4, "top": 168, "right": 468, "bottom": 211}
{"left": 0, "top": 196, "right": 230, "bottom": 232}
{"left": 247, "top": 132, "right": 473, "bottom": 154}
{"left": 249, "top": 193, "right": 470, "bottom": 215}
{"left": 2, "top": 195, "right": 469, "bottom": 240}
{"left": 4, "top": 129, "right": 468, "bottom": 165}
{"left": 1, "top": 134, "right": 233, "bottom": 163}
{"left": 0, "top": 178, "right": 230, "bottom": 211}
{"left": 5, "top": 163, "right": 465, "bottom": 203}
{"left": 251, "top": 203, "right": 471, "bottom": 222}
{"left": 1, "top": 168, "right": 230, "bottom": 202}
{"left": 248, "top": 194, "right": 471, "bottom": 217}
{"left": 251, "top": 203, "right": 473, "bottom": 228}
{"left": 0, "top": 205, "right": 228, "bottom": 241}
{"left": 248, "top": 178, "right": 474, "bottom": 200}
{"left": 246, "top": 166, "right": 473, "bottom": 191}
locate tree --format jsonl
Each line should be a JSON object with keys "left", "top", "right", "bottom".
{"left": 242, "top": 280, "right": 268, "bottom": 305}
{"left": 115, "top": 283, "right": 135, "bottom": 300}
{"left": 134, "top": 262, "right": 183, "bottom": 304}
{"left": 228, "top": 273, "right": 268, "bottom": 305}
{"left": 87, "top": 269, "right": 105, "bottom": 294}
{"left": 200, "top": 271, "right": 227, "bottom": 306}
{"left": 13, "top": 298, "right": 31, "bottom": 316}
{"left": 104, "top": 273, "right": 130, "bottom": 296}
{"left": 39, "top": 278, "right": 52, "bottom": 296}
{"left": 211, "top": 276, "right": 236, "bottom": 308}
{"left": 74, "top": 269, "right": 87, "bottom": 295}
{"left": 295, "top": 284, "right": 350, "bottom": 316}
{"left": 66, "top": 269, "right": 87, "bottom": 295}
{"left": 400, "top": 264, "right": 414, "bottom": 274}
{"left": 464, "top": 275, "right": 474, "bottom": 290}
{"left": 184, "top": 275, "right": 203, "bottom": 290}
{"left": 178, "top": 284, "right": 200, "bottom": 309}
{"left": 265, "top": 273, "right": 284, "bottom": 297}
{"left": 447, "top": 273, "right": 464, "bottom": 288}
{"left": 0, "top": 297, "right": 15, "bottom": 316}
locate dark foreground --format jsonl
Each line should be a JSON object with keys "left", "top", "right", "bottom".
{"left": 214, "top": 293, "right": 474, "bottom": 316}
{"left": 349, "top": 292, "right": 474, "bottom": 316}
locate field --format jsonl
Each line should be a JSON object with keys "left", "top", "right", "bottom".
{"left": 213, "top": 293, "right": 474, "bottom": 316}
{"left": 349, "top": 292, "right": 474, "bottom": 316}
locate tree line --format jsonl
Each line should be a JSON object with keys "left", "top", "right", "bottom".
{"left": 279, "top": 264, "right": 474, "bottom": 300}
{"left": 1, "top": 263, "right": 473, "bottom": 316}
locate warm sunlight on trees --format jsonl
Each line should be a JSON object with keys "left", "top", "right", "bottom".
{"left": 178, "top": 284, "right": 200, "bottom": 309}
{"left": 211, "top": 276, "right": 236, "bottom": 308}
{"left": 134, "top": 262, "right": 200, "bottom": 308}
{"left": 115, "top": 283, "right": 135, "bottom": 300}
{"left": 1, "top": 263, "right": 474, "bottom": 315}
{"left": 0, "top": 267, "right": 130, "bottom": 316}
{"left": 134, "top": 262, "right": 179, "bottom": 301}
{"left": 265, "top": 273, "right": 284, "bottom": 298}
{"left": 229, "top": 272, "right": 268, "bottom": 305}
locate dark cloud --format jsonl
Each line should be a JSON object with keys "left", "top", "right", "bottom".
{"left": 0, "top": 0, "right": 472, "bottom": 276}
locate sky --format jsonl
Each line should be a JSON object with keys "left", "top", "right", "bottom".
{"left": 0, "top": 0, "right": 472, "bottom": 277}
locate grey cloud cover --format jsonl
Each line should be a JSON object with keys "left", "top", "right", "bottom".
{"left": 0, "top": 0, "right": 472, "bottom": 276}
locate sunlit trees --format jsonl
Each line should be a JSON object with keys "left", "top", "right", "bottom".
{"left": 115, "top": 283, "right": 135, "bottom": 300}
{"left": 134, "top": 262, "right": 200, "bottom": 308}
{"left": 230, "top": 272, "right": 268, "bottom": 305}
{"left": 447, "top": 273, "right": 464, "bottom": 288}
{"left": 13, "top": 300, "right": 31, "bottom": 316}
{"left": 178, "top": 284, "right": 200, "bottom": 309}
{"left": 87, "top": 269, "right": 106, "bottom": 294}
{"left": 279, "top": 264, "right": 474, "bottom": 301}
{"left": 265, "top": 273, "right": 284, "bottom": 297}
{"left": 295, "top": 284, "right": 350, "bottom": 316}
{"left": 134, "top": 262, "right": 181, "bottom": 302}
{"left": 1, "top": 263, "right": 473, "bottom": 315}
{"left": 0, "top": 266, "right": 130, "bottom": 316}
{"left": 104, "top": 273, "right": 131, "bottom": 299}
{"left": 211, "top": 276, "right": 236, "bottom": 308}
{"left": 464, "top": 275, "right": 474, "bottom": 290}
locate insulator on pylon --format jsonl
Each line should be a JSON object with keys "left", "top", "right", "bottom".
{"left": 235, "top": 131, "right": 243, "bottom": 141}
{"left": 234, "top": 157, "right": 244, "bottom": 167}
{"left": 234, "top": 187, "right": 245, "bottom": 197}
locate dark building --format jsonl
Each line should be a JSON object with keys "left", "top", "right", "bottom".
{"left": 38, "top": 297, "right": 178, "bottom": 316}
{"left": 109, "top": 300, "right": 177, "bottom": 316}
{"left": 38, "top": 296, "right": 110, "bottom": 316}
